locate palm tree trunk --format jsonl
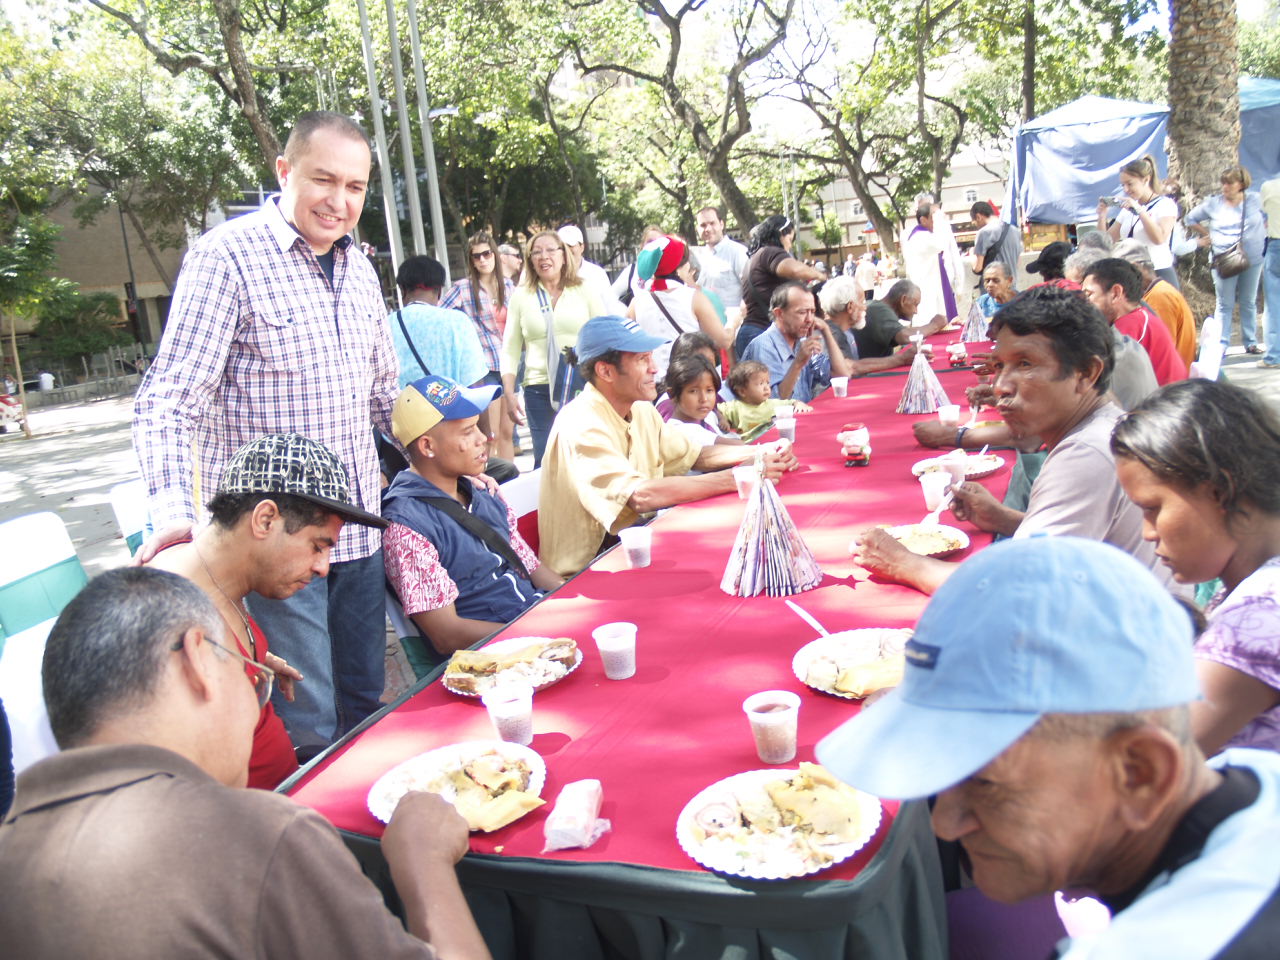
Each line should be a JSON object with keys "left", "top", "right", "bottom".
{"left": 1166, "top": 0, "right": 1241, "bottom": 320}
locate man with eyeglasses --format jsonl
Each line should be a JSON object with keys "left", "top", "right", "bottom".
{"left": 133, "top": 112, "right": 400, "bottom": 758}
{"left": 148, "top": 433, "right": 389, "bottom": 781}
{"left": 0, "top": 566, "right": 492, "bottom": 959}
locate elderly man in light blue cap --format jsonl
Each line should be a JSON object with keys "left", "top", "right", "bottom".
{"left": 537, "top": 315, "right": 799, "bottom": 577}
{"left": 818, "top": 536, "right": 1280, "bottom": 959}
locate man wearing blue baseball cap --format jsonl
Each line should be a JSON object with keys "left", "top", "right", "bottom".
{"left": 382, "top": 375, "right": 564, "bottom": 670}
{"left": 538, "top": 315, "right": 800, "bottom": 577}
{"left": 818, "top": 537, "right": 1280, "bottom": 958}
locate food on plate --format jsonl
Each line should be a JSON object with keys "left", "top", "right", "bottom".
{"left": 911, "top": 453, "right": 1004, "bottom": 479}
{"left": 827, "top": 656, "right": 904, "bottom": 698}
{"left": 883, "top": 523, "right": 967, "bottom": 556}
{"left": 423, "top": 750, "right": 543, "bottom": 832}
{"left": 688, "top": 763, "right": 869, "bottom": 871}
{"left": 443, "top": 638, "right": 578, "bottom": 695}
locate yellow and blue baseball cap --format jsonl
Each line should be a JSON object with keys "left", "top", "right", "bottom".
{"left": 816, "top": 537, "right": 1198, "bottom": 800}
{"left": 392, "top": 375, "right": 501, "bottom": 447}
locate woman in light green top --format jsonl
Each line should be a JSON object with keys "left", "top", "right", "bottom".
{"left": 501, "top": 229, "right": 605, "bottom": 467}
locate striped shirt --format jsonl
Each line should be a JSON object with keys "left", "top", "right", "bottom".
{"left": 132, "top": 197, "right": 397, "bottom": 564}
{"left": 439, "top": 276, "right": 513, "bottom": 372}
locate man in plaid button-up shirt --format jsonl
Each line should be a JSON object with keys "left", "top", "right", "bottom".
{"left": 133, "top": 112, "right": 398, "bottom": 751}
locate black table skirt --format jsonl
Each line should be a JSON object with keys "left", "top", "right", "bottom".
{"left": 342, "top": 798, "right": 947, "bottom": 960}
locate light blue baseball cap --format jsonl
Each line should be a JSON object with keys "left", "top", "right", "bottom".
{"left": 816, "top": 537, "right": 1198, "bottom": 800}
{"left": 575, "top": 315, "right": 667, "bottom": 365}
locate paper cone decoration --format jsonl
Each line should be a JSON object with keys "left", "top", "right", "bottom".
{"left": 896, "top": 349, "right": 951, "bottom": 414}
{"left": 721, "top": 466, "right": 823, "bottom": 598}
{"left": 961, "top": 300, "right": 989, "bottom": 342}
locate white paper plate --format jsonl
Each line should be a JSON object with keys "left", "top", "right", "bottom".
{"left": 366, "top": 740, "right": 547, "bottom": 826}
{"left": 791, "top": 629, "right": 913, "bottom": 699}
{"left": 675, "top": 770, "right": 883, "bottom": 879}
{"left": 885, "top": 523, "right": 970, "bottom": 557}
{"left": 912, "top": 453, "right": 1005, "bottom": 480}
{"left": 441, "top": 636, "right": 583, "bottom": 697}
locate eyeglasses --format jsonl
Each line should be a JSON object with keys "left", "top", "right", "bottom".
{"left": 471, "top": 249, "right": 494, "bottom": 261}
{"left": 531, "top": 246, "right": 563, "bottom": 259}
{"left": 171, "top": 636, "right": 276, "bottom": 709}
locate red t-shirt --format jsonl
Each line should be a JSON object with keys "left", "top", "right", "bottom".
{"left": 240, "top": 616, "right": 300, "bottom": 790}
{"left": 1114, "top": 304, "right": 1189, "bottom": 385}
{"left": 148, "top": 540, "right": 298, "bottom": 790}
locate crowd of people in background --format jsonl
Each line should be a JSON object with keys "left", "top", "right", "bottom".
{"left": 8, "top": 107, "right": 1280, "bottom": 959}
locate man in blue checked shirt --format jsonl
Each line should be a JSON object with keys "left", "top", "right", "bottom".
{"left": 133, "top": 111, "right": 400, "bottom": 755}
{"left": 739, "top": 281, "right": 852, "bottom": 403}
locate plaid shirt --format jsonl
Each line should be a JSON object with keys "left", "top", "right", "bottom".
{"left": 132, "top": 197, "right": 398, "bottom": 564}
{"left": 439, "top": 276, "right": 512, "bottom": 372}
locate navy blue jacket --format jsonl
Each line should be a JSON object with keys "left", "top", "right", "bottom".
{"left": 382, "top": 471, "right": 542, "bottom": 626}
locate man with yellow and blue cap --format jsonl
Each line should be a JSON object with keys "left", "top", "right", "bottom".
{"left": 382, "top": 375, "right": 563, "bottom": 672}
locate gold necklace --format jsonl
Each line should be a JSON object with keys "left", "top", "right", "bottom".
{"left": 193, "top": 541, "right": 256, "bottom": 660}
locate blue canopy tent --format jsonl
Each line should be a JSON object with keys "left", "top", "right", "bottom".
{"left": 1004, "top": 79, "right": 1280, "bottom": 225}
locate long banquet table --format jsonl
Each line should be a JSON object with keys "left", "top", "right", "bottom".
{"left": 284, "top": 349, "right": 1010, "bottom": 960}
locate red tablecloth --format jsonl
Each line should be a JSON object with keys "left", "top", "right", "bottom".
{"left": 288, "top": 360, "right": 1008, "bottom": 884}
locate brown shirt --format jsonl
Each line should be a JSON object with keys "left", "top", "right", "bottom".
{"left": 0, "top": 744, "right": 436, "bottom": 959}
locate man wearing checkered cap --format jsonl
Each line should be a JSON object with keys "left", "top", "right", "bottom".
{"left": 538, "top": 315, "right": 799, "bottom": 577}
{"left": 133, "top": 112, "right": 399, "bottom": 750}
{"left": 148, "top": 434, "right": 386, "bottom": 780}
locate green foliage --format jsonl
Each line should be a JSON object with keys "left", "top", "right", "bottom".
{"left": 32, "top": 286, "right": 131, "bottom": 369}
{"left": 0, "top": 216, "right": 62, "bottom": 314}
{"left": 815, "top": 212, "right": 842, "bottom": 249}
{"left": 1241, "top": 19, "right": 1280, "bottom": 79}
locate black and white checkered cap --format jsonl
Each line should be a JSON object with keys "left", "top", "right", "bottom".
{"left": 219, "top": 433, "right": 387, "bottom": 529}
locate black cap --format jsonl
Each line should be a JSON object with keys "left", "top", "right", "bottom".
{"left": 1026, "top": 241, "right": 1073, "bottom": 275}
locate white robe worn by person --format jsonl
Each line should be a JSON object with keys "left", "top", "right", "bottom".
{"left": 902, "top": 225, "right": 950, "bottom": 324}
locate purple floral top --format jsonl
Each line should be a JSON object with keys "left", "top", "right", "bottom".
{"left": 1198, "top": 556, "right": 1280, "bottom": 752}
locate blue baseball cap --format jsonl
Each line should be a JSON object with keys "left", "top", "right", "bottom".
{"left": 392, "top": 375, "right": 501, "bottom": 446}
{"left": 575, "top": 315, "right": 667, "bottom": 365}
{"left": 816, "top": 537, "right": 1198, "bottom": 800}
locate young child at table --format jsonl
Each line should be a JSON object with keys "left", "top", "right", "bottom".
{"left": 718, "top": 360, "right": 811, "bottom": 442}
{"left": 664, "top": 355, "right": 742, "bottom": 448}
{"left": 656, "top": 331, "right": 732, "bottom": 419}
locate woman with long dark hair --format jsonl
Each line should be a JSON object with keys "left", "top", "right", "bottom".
{"left": 441, "top": 231, "right": 516, "bottom": 458}
{"left": 736, "top": 215, "right": 823, "bottom": 358}
{"left": 1112, "top": 378, "right": 1280, "bottom": 756}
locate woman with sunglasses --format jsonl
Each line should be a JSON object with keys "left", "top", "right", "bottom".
{"left": 500, "top": 229, "right": 605, "bottom": 467}
{"left": 441, "top": 231, "right": 516, "bottom": 459}
{"left": 1112, "top": 379, "right": 1280, "bottom": 756}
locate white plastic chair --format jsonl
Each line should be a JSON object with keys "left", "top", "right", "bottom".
{"left": 108, "top": 478, "right": 151, "bottom": 556}
{"left": 500, "top": 468, "right": 542, "bottom": 553}
{"left": 1189, "top": 314, "right": 1225, "bottom": 381}
{"left": 0, "top": 512, "right": 88, "bottom": 773}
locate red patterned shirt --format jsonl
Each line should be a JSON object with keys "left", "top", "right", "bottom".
{"left": 383, "top": 501, "right": 539, "bottom": 615}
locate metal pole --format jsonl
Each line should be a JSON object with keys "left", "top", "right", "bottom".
{"left": 383, "top": 0, "right": 426, "bottom": 256}
{"left": 405, "top": 0, "right": 450, "bottom": 280}
{"left": 117, "top": 201, "right": 145, "bottom": 346}
{"left": 355, "top": 0, "right": 404, "bottom": 273}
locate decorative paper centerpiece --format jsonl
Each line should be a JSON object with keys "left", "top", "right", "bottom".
{"left": 721, "top": 458, "right": 823, "bottom": 598}
{"left": 896, "top": 337, "right": 951, "bottom": 415}
{"left": 960, "top": 300, "right": 989, "bottom": 342}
